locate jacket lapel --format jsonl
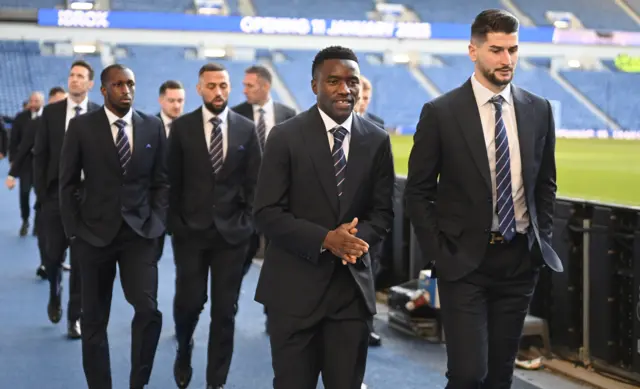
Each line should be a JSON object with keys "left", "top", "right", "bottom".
{"left": 302, "top": 107, "right": 339, "bottom": 217}
{"left": 217, "top": 111, "right": 243, "bottom": 180}
{"left": 339, "top": 116, "right": 368, "bottom": 220}
{"left": 512, "top": 85, "right": 535, "bottom": 199}
{"left": 454, "top": 79, "right": 492, "bottom": 191}
{"left": 97, "top": 109, "right": 122, "bottom": 171}
{"left": 130, "top": 110, "right": 147, "bottom": 171}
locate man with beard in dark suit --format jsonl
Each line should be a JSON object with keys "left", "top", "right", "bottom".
{"left": 254, "top": 46, "right": 395, "bottom": 389}
{"left": 59, "top": 64, "right": 168, "bottom": 389}
{"left": 232, "top": 65, "right": 296, "bottom": 279}
{"left": 404, "top": 10, "right": 562, "bottom": 389}
{"left": 169, "top": 63, "right": 261, "bottom": 389}
{"left": 8, "top": 91, "right": 44, "bottom": 236}
{"left": 7, "top": 87, "right": 66, "bottom": 280}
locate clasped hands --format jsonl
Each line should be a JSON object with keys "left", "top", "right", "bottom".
{"left": 322, "top": 217, "right": 369, "bottom": 265}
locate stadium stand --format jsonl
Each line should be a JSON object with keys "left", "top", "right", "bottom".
{"left": 402, "top": 0, "right": 503, "bottom": 24}
{"left": 251, "top": 0, "right": 373, "bottom": 20}
{"left": 110, "top": 0, "right": 193, "bottom": 13}
{"left": 3, "top": 40, "right": 640, "bottom": 130}
{"left": 512, "top": 0, "right": 640, "bottom": 31}
{"left": 0, "top": 0, "right": 61, "bottom": 9}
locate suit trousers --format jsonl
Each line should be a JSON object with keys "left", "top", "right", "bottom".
{"left": 172, "top": 227, "right": 249, "bottom": 386}
{"left": 41, "top": 198, "right": 82, "bottom": 321}
{"left": 268, "top": 262, "right": 371, "bottom": 389}
{"left": 439, "top": 234, "right": 541, "bottom": 389}
{"left": 74, "top": 221, "right": 162, "bottom": 389}
{"left": 18, "top": 169, "right": 32, "bottom": 221}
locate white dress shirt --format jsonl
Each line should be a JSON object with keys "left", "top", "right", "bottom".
{"left": 252, "top": 98, "right": 276, "bottom": 139}
{"left": 160, "top": 111, "right": 173, "bottom": 137}
{"left": 65, "top": 96, "right": 89, "bottom": 131}
{"left": 317, "top": 106, "right": 353, "bottom": 160}
{"left": 202, "top": 105, "right": 229, "bottom": 161}
{"left": 470, "top": 73, "right": 529, "bottom": 233}
{"left": 104, "top": 106, "right": 134, "bottom": 152}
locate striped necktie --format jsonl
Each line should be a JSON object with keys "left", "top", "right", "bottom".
{"left": 114, "top": 119, "right": 131, "bottom": 175}
{"left": 330, "top": 126, "right": 348, "bottom": 198}
{"left": 256, "top": 108, "right": 266, "bottom": 150}
{"left": 490, "top": 95, "right": 516, "bottom": 241}
{"left": 209, "top": 116, "right": 223, "bottom": 174}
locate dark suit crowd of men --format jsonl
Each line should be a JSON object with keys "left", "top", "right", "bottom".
{"left": 2, "top": 8, "right": 562, "bottom": 389}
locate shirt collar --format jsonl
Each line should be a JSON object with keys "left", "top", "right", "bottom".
{"left": 252, "top": 98, "right": 274, "bottom": 114}
{"left": 68, "top": 96, "right": 89, "bottom": 112}
{"left": 160, "top": 111, "right": 173, "bottom": 126}
{"left": 202, "top": 105, "right": 229, "bottom": 125}
{"left": 470, "top": 72, "right": 512, "bottom": 107}
{"left": 104, "top": 106, "right": 133, "bottom": 127}
{"left": 317, "top": 106, "right": 353, "bottom": 134}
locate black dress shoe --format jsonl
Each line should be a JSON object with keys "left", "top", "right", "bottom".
{"left": 47, "top": 294, "right": 62, "bottom": 324}
{"left": 174, "top": 340, "right": 193, "bottom": 388}
{"left": 19, "top": 221, "right": 29, "bottom": 237}
{"left": 206, "top": 385, "right": 223, "bottom": 389}
{"left": 36, "top": 265, "right": 47, "bottom": 280}
{"left": 369, "top": 331, "right": 382, "bottom": 347}
{"left": 68, "top": 320, "right": 81, "bottom": 339}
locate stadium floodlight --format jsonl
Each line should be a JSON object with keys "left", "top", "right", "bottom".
{"left": 203, "top": 48, "right": 226, "bottom": 58}
{"left": 73, "top": 44, "right": 97, "bottom": 54}
{"left": 392, "top": 53, "right": 411, "bottom": 64}
{"left": 567, "top": 59, "right": 581, "bottom": 68}
{"left": 68, "top": 0, "right": 94, "bottom": 10}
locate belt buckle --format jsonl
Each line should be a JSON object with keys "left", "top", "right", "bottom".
{"left": 489, "top": 232, "right": 504, "bottom": 245}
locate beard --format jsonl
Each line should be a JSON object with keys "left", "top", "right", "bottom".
{"left": 204, "top": 100, "right": 228, "bottom": 115}
{"left": 481, "top": 66, "right": 513, "bottom": 88}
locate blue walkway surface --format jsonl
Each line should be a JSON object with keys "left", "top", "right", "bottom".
{"left": 0, "top": 160, "right": 587, "bottom": 389}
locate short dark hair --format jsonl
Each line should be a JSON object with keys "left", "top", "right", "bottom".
{"left": 100, "top": 64, "right": 130, "bottom": 86}
{"left": 70, "top": 59, "right": 94, "bottom": 81}
{"left": 199, "top": 62, "right": 226, "bottom": 77}
{"left": 245, "top": 65, "right": 272, "bottom": 84}
{"left": 48, "top": 86, "right": 65, "bottom": 97}
{"left": 471, "top": 9, "right": 519, "bottom": 42}
{"left": 311, "top": 46, "right": 359, "bottom": 79}
{"left": 159, "top": 80, "right": 184, "bottom": 96}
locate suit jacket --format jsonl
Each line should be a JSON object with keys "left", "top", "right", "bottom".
{"left": 59, "top": 108, "right": 169, "bottom": 247}
{"left": 0, "top": 118, "right": 7, "bottom": 156}
{"left": 253, "top": 106, "right": 395, "bottom": 317}
{"left": 404, "top": 79, "right": 563, "bottom": 281}
{"left": 363, "top": 112, "right": 384, "bottom": 128}
{"left": 231, "top": 101, "right": 297, "bottom": 126}
{"left": 33, "top": 99, "right": 101, "bottom": 202}
{"left": 8, "top": 116, "right": 39, "bottom": 178}
{"left": 167, "top": 107, "right": 262, "bottom": 245}
{"left": 8, "top": 110, "right": 34, "bottom": 174}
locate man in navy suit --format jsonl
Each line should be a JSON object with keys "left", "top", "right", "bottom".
{"left": 405, "top": 10, "right": 562, "bottom": 389}
{"left": 169, "top": 63, "right": 262, "bottom": 389}
{"left": 59, "top": 64, "right": 168, "bottom": 389}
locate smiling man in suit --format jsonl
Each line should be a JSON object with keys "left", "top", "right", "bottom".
{"left": 168, "top": 63, "right": 261, "bottom": 389}
{"left": 59, "top": 64, "right": 168, "bottom": 389}
{"left": 33, "top": 61, "right": 100, "bottom": 339}
{"left": 253, "top": 46, "right": 395, "bottom": 389}
{"left": 404, "top": 9, "right": 562, "bottom": 389}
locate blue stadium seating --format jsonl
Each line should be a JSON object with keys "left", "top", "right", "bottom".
{"left": 251, "top": 0, "right": 373, "bottom": 20}
{"left": 0, "top": 0, "right": 61, "bottom": 9}
{"left": 421, "top": 55, "right": 608, "bottom": 130}
{"left": 513, "top": 0, "right": 640, "bottom": 31}
{"left": 402, "top": 0, "right": 502, "bottom": 24}
{"left": 110, "top": 0, "right": 193, "bottom": 13}
{"left": 561, "top": 70, "right": 640, "bottom": 130}
{"left": 2, "top": 40, "right": 638, "bottom": 130}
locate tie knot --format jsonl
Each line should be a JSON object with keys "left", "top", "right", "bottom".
{"left": 490, "top": 95, "right": 504, "bottom": 108}
{"left": 331, "top": 126, "right": 347, "bottom": 142}
{"left": 74, "top": 106, "right": 82, "bottom": 113}
{"left": 114, "top": 119, "right": 126, "bottom": 130}
{"left": 210, "top": 116, "right": 222, "bottom": 128}
{"left": 258, "top": 108, "right": 265, "bottom": 114}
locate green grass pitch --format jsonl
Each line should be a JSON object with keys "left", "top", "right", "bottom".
{"left": 390, "top": 136, "right": 640, "bottom": 208}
